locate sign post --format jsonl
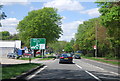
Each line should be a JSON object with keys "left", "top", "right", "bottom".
{"left": 30, "top": 38, "right": 46, "bottom": 58}
{"left": 94, "top": 45, "right": 97, "bottom": 57}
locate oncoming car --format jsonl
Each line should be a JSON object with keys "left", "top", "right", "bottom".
{"left": 59, "top": 53, "right": 73, "bottom": 63}
{"left": 74, "top": 54, "right": 81, "bottom": 59}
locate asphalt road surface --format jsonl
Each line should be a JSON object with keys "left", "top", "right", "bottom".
{"left": 26, "top": 58, "right": 120, "bottom": 81}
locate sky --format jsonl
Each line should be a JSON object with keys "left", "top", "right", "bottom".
{"left": 0, "top": 0, "right": 101, "bottom": 42}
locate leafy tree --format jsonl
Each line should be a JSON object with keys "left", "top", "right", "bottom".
{"left": 75, "top": 18, "right": 110, "bottom": 57}
{"left": 0, "top": 31, "right": 19, "bottom": 40}
{"left": 0, "top": 31, "right": 10, "bottom": 40}
{"left": 48, "top": 41, "right": 67, "bottom": 53}
{"left": 64, "top": 43, "right": 73, "bottom": 52}
{"left": 96, "top": 1, "right": 120, "bottom": 58}
{"left": 17, "top": 7, "right": 63, "bottom": 47}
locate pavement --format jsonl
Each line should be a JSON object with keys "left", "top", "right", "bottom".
{"left": 0, "top": 57, "right": 55, "bottom": 65}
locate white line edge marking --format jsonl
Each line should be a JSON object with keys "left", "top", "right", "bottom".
{"left": 85, "top": 70, "right": 102, "bottom": 81}
{"left": 27, "top": 66, "right": 47, "bottom": 80}
{"left": 76, "top": 64, "right": 101, "bottom": 81}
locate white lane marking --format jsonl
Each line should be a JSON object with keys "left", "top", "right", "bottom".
{"left": 85, "top": 70, "right": 102, "bottom": 81}
{"left": 95, "top": 66, "right": 104, "bottom": 70}
{"left": 110, "top": 72, "right": 120, "bottom": 76}
{"left": 84, "top": 58, "right": 118, "bottom": 68}
{"left": 75, "top": 64, "right": 82, "bottom": 69}
{"left": 75, "top": 59, "right": 104, "bottom": 71}
{"left": 26, "top": 66, "right": 47, "bottom": 80}
{"left": 76, "top": 64, "right": 101, "bottom": 81}
{"left": 75, "top": 59, "right": 120, "bottom": 76}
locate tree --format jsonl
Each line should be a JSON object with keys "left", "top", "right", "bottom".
{"left": 64, "top": 43, "right": 73, "bottom": 52}
{"left": 17, "top": 7, "right": 63, "bottom": 47}
{"left": 96, "top": 1, "right": 120, "bottom": 58}
{"left": 48, "top": 41, "right": 67, "bottom": 53}
{"left": 0, "top": 31, "right": 10, "bottom": 40}
{"left": 0, "top": 31, "right": 19, "bottom": 40}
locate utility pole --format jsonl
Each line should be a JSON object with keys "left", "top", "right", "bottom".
{"left": 95, "top": 22, "right": 98, "bottom": 57}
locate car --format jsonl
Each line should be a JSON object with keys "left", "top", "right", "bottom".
{"left": 74, "top": 54, "right": 81, "bottom": 59}
{"left": 59, "top": 53, "right": 73, "bottom": 63}
{"left": 36, "top": 51, "right": 41, "bottom": 54}
{"left": 7, "top": 53, "right": 19, "bottom": 59}
{"left": 23, "top": 52, "right": 32, "bottom": 56}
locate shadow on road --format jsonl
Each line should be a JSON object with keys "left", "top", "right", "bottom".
{"left": 59, "top": 62, "right": 75, "bottom": 64}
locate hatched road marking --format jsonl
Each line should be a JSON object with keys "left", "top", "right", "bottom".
{"left": 76, "top": 64, "right": 102, "bottom": 81}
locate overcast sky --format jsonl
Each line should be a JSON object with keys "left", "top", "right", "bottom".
{"left": 0, "top": 0, "right": 100, "bottom": 42}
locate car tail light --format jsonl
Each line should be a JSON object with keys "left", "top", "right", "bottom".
{"left": 68, "top": 57, "right": 73, "bottom": 59}
{"left": 60, "top": 57, "right": 64, "bottom": 59}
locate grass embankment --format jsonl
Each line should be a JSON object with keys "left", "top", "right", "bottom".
{"left": 2, "top": 63, "right": 41, "bottom": 79}
{"left": 82, "top": 56, "right": 120, "bottom": 66}
{"left": 19, "top": 55, "right": 56, "bottom": 61}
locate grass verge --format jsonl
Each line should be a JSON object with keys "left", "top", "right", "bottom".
{"left": 82, "top": 56, "right": 120, "bottom": 66}
{"left": 2, "top": 63, "right": 41, "bottom": 79}
{"left": 40, "top": 57, "right": 54, "bottom": 60}
{"left": 19, "top": 57, "right": 36, "bottom": 60}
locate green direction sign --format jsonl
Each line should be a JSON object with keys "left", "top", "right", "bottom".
{"left": 30, "top": 38, "right": 46, "bottom": 50}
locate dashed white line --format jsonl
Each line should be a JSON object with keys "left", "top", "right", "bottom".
{"left": 26, "top": 66, "right": 47, "bottom": 80}
{"left": 76, "top": 64, "right": 102, "bottom": 81}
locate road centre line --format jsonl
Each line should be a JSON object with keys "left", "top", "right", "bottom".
{"left": 26, "top": 66, "right": 47, "bottom": 80}
{"left": 76, "top": 64, "right": 101, "bottom": 81}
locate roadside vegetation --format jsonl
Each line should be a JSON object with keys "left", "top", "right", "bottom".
{"left": 18, "top": 55, "right": 56, "bottom": 61}
{"left": 1, "top": 1, "right": 119, "bottom": 61}
{"left": 2, "top": 63, "right": 41, "bottom": 79}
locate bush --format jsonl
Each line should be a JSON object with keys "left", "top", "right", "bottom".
{"left": 47, "top": 56, "right": 56, "bottom": 58}
{"left": 105, "top": 53, "right": 118, "bottom": 60}
{"left": 85, "top": 53, "right": 94, "bottom": 57}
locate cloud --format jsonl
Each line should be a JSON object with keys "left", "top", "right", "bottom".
{"left": 80, "top": 8, "right": 100, "bottom": 17}
{"left": 59, "top": 20, "right": 83, "bottom": 42}
{"left": 29, "top": 6, "right": 40, "bottom": 11}
{"left": 43, "top": 0, "right": 84, "bottom": 11}
{"left": 0, "top": 1, "right": 30, "bottom": 5}
{"left": 0, "top": 18, "right": 20, "bottom": 34}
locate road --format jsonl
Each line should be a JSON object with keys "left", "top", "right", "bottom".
{"left": 26, "top": 58, "right": 120, "bottom": 81}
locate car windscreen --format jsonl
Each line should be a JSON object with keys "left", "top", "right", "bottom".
{"left": 75, "top": 54, "right": 80, "bottom": 56}
{"left": 61, "top": 54, "right": 72, "bottom": 57}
